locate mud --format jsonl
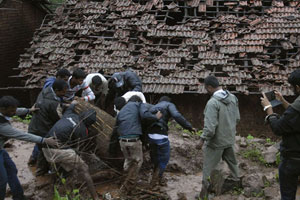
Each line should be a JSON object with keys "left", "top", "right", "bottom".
{"left": 4, "top": 120, "right": 300, "bottom": 200}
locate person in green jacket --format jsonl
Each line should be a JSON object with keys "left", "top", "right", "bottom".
{"left": 197, "top": 75, "right": 240, "bottom": 199}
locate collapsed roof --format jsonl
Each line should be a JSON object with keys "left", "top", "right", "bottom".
{"left": 17, "top": 0, "right": 300, "bottom": 95}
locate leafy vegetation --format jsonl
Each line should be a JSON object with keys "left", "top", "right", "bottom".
{"left": 232, "top": 187, "right": 244, "bottom": 195}
{"left": 276, "top": 152, "right": 281, "bottom": 166}
{"left": 252, "top": 190, "right": 264, "bottom": 198}
{"left": 242, "top": 148, "right": 267, "bottom": 166}
{"left": 54, "top": 186, "right": 81, "bottom": 200}
{"left": 266, "top": 138, "right": 275, "bottom": 144}
{"left": 12, "top": 114, "right": 32, "bottom": 124}
{"left": 246, "top": 134, "right": 254, "bottom": 140}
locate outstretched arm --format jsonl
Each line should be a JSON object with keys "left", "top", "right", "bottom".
{"left": 168, "top": 103, "right": 193, "bottom": 131}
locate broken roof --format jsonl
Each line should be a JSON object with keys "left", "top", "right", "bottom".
{"left": 17, "top": 0, "right": 300, "bottom": 95}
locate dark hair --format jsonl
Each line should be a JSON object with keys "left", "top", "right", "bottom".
{"left": 159, "top": 96, "right": 171, "bottom": 102}
{"left": 0, "top": 96, "right": 19, "bottom": 108}
{"left": 56, "top": 69, "right": 71, "bottom": 78}
{"left": 92, "top": 76, "right": 102, "bottom": 86}
{"left": 52, "top": 79, "right": 68, "bottom": 91}
{"left": 128, "top": 95, "right": 142, "bottom": 103}
{"left": 114, "top": 97, "right": 126, "bottom": 110}
{"left": 72, "top": 68, "right": 86, "bottom": 79}
{"left": 288, "top": 69, "right": 300, "bottom": 87}
{"left": 204, "top": 75, "right": 219, "bottom": 88}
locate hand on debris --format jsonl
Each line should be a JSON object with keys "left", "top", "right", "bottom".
{"left": 74, "top": 96, "right": 84, "bottom": 101}
{"left": 274, "top": 90, "right": 284, "bottom": 102}
{"left": 196, "top": 138, "right": 204, "bottom": 150}
{"left": 43, "top": 137, "right": 61, "bottom": 147}
{"left": 156, "top": 111, "right": 163, "bottom": 119}
{"left": 71, "top": 100, "right": 78, "bottom": 105}
{"left": 260, "top": 92, "right": 271, "bottom": 107}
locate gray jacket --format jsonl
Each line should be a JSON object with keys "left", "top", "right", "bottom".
{"left": 28, "top": 86, "right": 62, "bottom": 136}
{"left": 0, "top": 108, "right": 43, "bottom": 149}
{"left": 201, "top": 90, "right": 240, "bottom": 149}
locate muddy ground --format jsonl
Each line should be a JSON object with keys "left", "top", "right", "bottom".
{"left": 4, "top": 120, "right": 300, "bottom": 200}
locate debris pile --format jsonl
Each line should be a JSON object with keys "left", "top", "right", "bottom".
{"left": 17, "top": 0, "right": 300, "bottom": 95}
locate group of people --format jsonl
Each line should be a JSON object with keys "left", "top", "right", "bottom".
{"left": 0, "top": 67, "right": 299, "bottom": 200}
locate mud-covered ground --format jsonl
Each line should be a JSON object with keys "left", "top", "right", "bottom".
{"left": 4, "top": 120, "right": 300, "bottom": 200}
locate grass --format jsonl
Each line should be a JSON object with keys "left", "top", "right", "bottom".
{"left": 242, "top": 148, "right": 269, "bottom": 166}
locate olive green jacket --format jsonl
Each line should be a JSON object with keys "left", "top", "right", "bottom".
{"left": 201, "top": 90, "right": 240, "bottom": 149}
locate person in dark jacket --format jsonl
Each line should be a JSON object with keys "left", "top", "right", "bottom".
{"left": 146, "top": 96, "right": 195, "bottom": 187}
{"left": 116, "top": 95, "right": 162, "bottom": 194}
{"left": 43, "top": 105, "right": 99, "bottom": 200}
{"left": 29, "top": 70, "right": 71, "bottom": 165}
{"left": 111, "top": 70, "right": 142, "bottom": 95}
{"left": 43, "top": 68, "right": 71, "bottom": 89}
{"left": 0, "top": 96, "right": 57, "bottom": 200}
{"left": 261, "top": 69, "right": 300, "bottom": 200}
{"left": 28, "top": 79, "right": 68, "bottom": 175}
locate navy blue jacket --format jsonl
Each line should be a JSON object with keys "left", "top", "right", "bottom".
{"left": 122, "top": 70, "right": 142, "bottom": 92}
{"left": 147, "top": 101, "right": 193, "bottom": 135}
{"left": 47, "top": 105, "right": 96, "bottom": 148}
{"left": 116, "top": 102, "right": 158, "bottom": 137}
{"left": 268, "top": 105, "right": 300, "bottom": 159}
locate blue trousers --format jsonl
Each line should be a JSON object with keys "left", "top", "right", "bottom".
{"left": 148, "top": 137, "right": 170, "bottom": 177}
{"left": 0, "top": 150, "right": 24, "bottom": 200}
{"left": 279, "top": 158, "right": 300, "bottom": 200}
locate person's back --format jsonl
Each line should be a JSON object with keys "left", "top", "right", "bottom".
{"left": 145, "top": 96, "right": 194, "bottom": 187}
{"left": 47, "top": 105, "right": 96, "bottom": 146}
{"left": 203, "top": 90, "right": 240, "bottom": 149}
{"left": 43, "top": 77, "right": 56, "bottom": 89}
{"left": 117, "top": 101, "right": 142, "bottom": 137}
{"left": 123, "top": 70, "right": 142, "bottom": 92}
{"left": 148, "top": 99, "right": 193, "bottom": 134}
{"left": 28, "top": 86, "right": 62, "bottom": 137}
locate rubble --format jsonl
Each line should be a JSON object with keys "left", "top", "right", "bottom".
{"left": 14, "top": 0, "right": 300, "bottom": 96}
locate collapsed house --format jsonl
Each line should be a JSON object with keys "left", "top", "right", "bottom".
{"left": 15, "top": 0, "right": 300, "bottom": 136}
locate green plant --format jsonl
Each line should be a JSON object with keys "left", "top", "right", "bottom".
{"left": 232, "top": 187, "right": 244, "bottom": 195}
{"left": 266, "top": 138, "right": 275, "bottom": 145}
{"left": 175, "top": 124, "right": 182, "bottom": 130}
{"left": 264, "top": 180, "right": 271, "bottom": 187}
{"left": 54, "top": 186, "right": 81, "bottom": 200}
{"left": 252, "top": 190, "right": 264, "bottom": 197}
{"left": 242, "top": 148, "right": 268, "bottom": 166}
{"left": 183, "top": 129, "right": 190, "bottom": 134}
{"left": 247, "top": 134, "right": 254, "bottom": 140}
{"left": 12, "top": 114, "right": 32, "bottom": 124}
{"left": 198, "top": 196, "right": 208, "bottom": 200}
{"left": 275, "top": 173, "right": 279, "bottom": 182}
{"left": 196, "top": 130, "right": 203, "bottom": 136}
{"left": 276, "top": 152, "right": 281, "bottom": 166}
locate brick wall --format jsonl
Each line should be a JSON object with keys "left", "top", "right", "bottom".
{"left": 0, "top": 0, "right": 46, "bottom": 87}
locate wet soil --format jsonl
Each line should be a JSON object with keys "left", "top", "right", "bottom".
{"left": 4, "top": 120, "right": 300, "bottom": 200}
